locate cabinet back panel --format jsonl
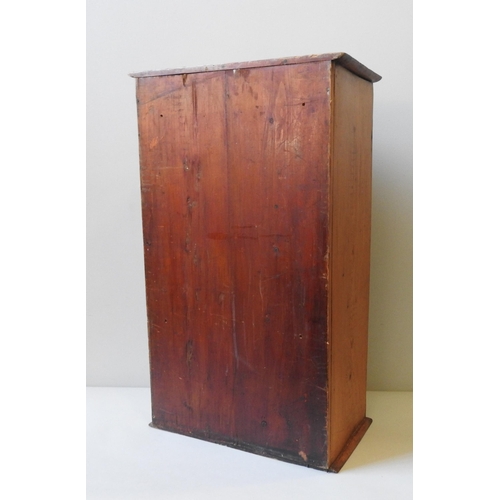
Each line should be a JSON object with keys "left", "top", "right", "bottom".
{"left": 136, "top": 61, "right": 331, "bottom": 468}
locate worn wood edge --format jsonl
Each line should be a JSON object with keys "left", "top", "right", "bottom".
{"left": 335, "top": 53, "right": 382, "bottom": 83}
{"left": 148, "top": 421, "right": 330, "bottom": 472}
{"left": 326, "top": 60, "right": 335, "bottom": 468}
{"left": 328, "top": 417, "right": 373, "bottom": 473}
{"left": 129, "top": 52, "right": 381, "bottom": 82}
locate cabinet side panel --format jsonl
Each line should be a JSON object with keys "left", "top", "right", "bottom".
{"left": 224, "top": 61, "right": 331, "bottom": 468}
{"left": 328, "top": 64, "right": 373, "bottom": 465}
{"left": 136, "top": 73, "right": 238, "bottom": 438}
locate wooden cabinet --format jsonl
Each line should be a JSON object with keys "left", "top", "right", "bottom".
{"left": 131, "top": 53, "right": 381, "bottom": 472}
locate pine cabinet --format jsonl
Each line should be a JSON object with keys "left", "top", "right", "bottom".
{"left": 131, "top": 53, "right": 381, "bottom": 472}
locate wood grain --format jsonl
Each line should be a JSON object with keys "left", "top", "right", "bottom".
{"left": 130, "top": 52, "right": 381, "bottom": 83}
{"left": 137, "top": 62, "right": 332, "bottom": 468}
{"left": 134, "top": 56, "right": 379, "bottom": 471}
{"left": 223, "top": 61, "right": 331, "bottom": 468}
{"left": 329, "top": 417, "right": 373, "bottom": 473}
{"left": 328, "top": 63, "right": 374, "bottom": 468}
{"left": 137, "top": 71, "right": 236, "bottom": 438}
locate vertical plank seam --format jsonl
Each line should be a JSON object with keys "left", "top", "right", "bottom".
{"left": 223, "top": 70, "right": 240, "bottom": 435}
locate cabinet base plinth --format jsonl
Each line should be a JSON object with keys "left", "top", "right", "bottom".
{"left": 149, "top": 416, "right": 372, "bottom": 473}
{"left": 329, "top": 417, "right": 373, "bottom": 473}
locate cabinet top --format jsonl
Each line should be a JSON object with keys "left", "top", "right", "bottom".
{"left": 129, "top": 53, "right": 382, "bottom": 83}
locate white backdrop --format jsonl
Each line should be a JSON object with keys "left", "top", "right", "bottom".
{"left": 87, "top": 0, "right": 412, "bottom": 390}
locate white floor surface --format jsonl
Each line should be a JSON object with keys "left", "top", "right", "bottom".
{"left": 87, "top": 388, "right": 412, "bottom": 499}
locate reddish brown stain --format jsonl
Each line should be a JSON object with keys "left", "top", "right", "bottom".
{"left": 207, "top": 232, "right": 228, "bottom": 240}
{"left": 134, "top": 56, "right": 377, "bottom": 472}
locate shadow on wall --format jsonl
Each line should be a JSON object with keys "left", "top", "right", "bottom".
{"left": 343, "top": 392, "right": 413, "bottom": 470}
{"left": 367, "top": 117, "right": 413, "bottom": 391}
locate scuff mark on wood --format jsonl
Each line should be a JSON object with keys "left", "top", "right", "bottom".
{"left": 186, "top": 340, "right": 194, "bottom": 368}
